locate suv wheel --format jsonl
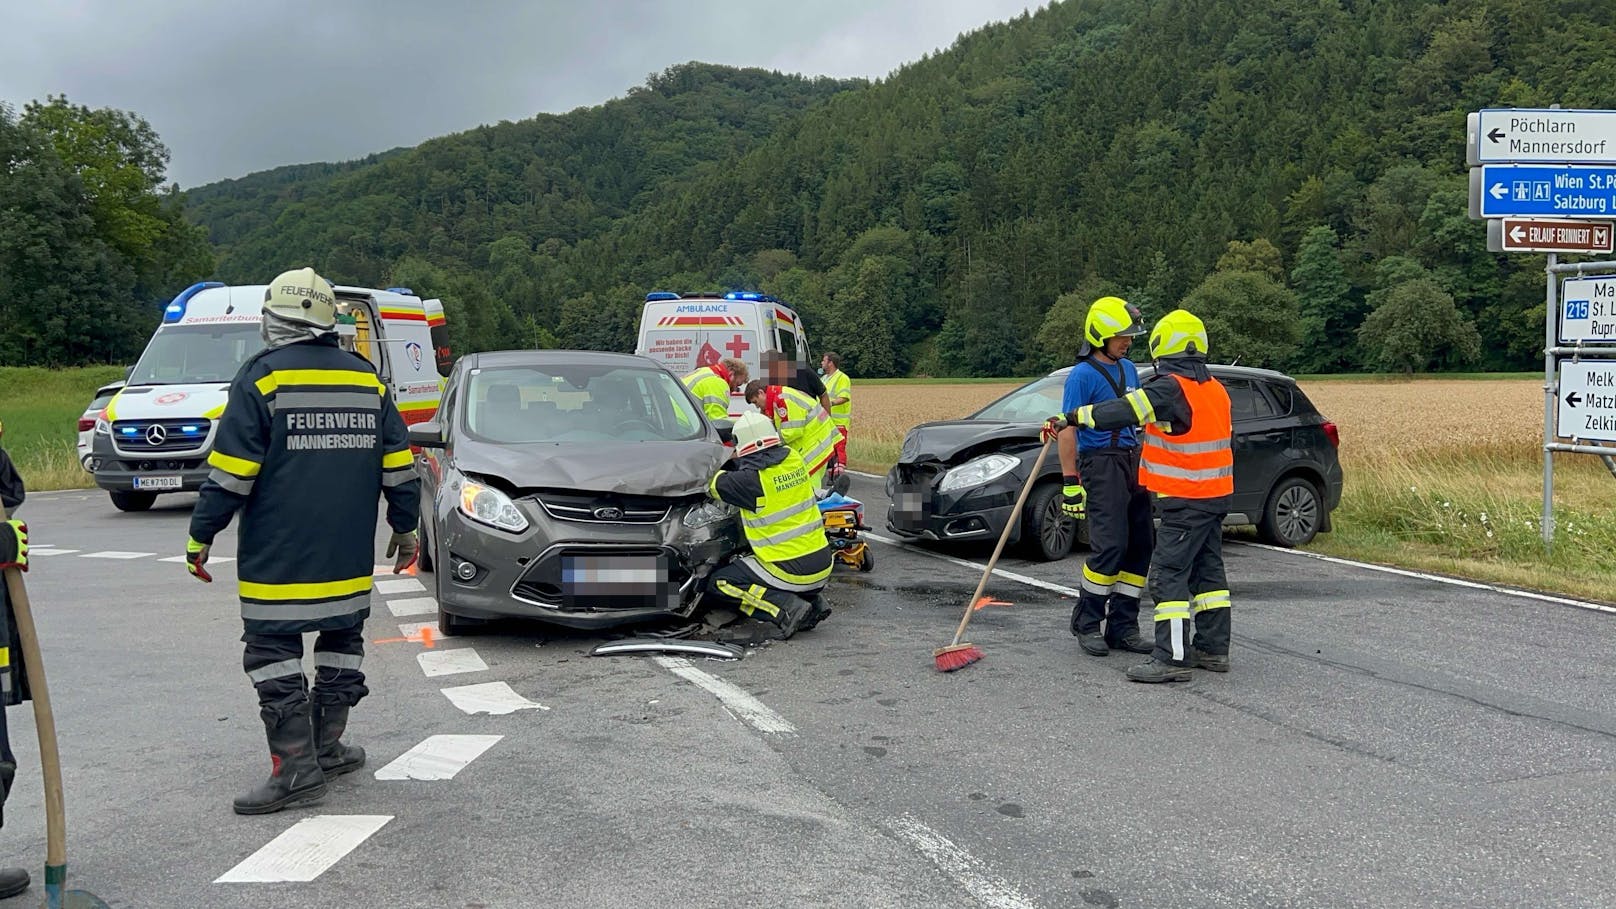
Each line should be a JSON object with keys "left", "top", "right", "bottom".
{"left": 417, "top": 516, "right": 434, "bottom": 573}
{"left": 1258, "top": 476, "right": 1321, "bottom": 547}
{"left": 110, "top": 491, "right": 156, "bottom": 512}
{"left": 1021, "top": 481, "right": 1076, "bottom": 561}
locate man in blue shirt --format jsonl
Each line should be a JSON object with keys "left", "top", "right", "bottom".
{"left": 1056, "top": 297, "right": 1154, "bottom": 657}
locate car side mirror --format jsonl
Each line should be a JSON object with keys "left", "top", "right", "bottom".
{"left": 407, "top": 422, "right": 445, "bottom": 449}
{"left": 712, "top": 419, "right": 735, "bottom": 444}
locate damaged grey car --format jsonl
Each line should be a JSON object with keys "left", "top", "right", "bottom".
{"left": 408, "top": 350, "right": 741, "bottom": 635}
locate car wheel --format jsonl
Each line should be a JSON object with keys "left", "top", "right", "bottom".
{"left": 1258, "top": 476, "right": 1321, "bottom": 547}
{"left": 1021, "top": 481, "right": 1076, "bottom": 561}
{"left": 110, "top": 491, "right": 156, "bottom": 512}
{"left": 417, "top": 516, "right": 434, "bottom": 573}
{"left": 437, "top": 604, "right": 479, "bottom": 637}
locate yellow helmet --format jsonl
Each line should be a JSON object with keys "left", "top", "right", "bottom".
{"left": 731, "top": 411, "right": 781, "bottom": 457}
{"left": 1148, "top": 309, "right": 1209, "bottom": 359}
{"left": 263, "top": 267, "right": 338, "bottom": 329}
{"left": 1083, "top": 296, "right": 1145, "bottom": 349}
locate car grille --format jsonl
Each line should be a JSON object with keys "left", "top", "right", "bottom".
{"left": 111, "top": 419, "right": 211, "bottom": 453}
{"left": 511, "top": 545, "right": 692, "bottom": 609}
{"left": 535, "top": 492, "right": 674, "bottom": 524}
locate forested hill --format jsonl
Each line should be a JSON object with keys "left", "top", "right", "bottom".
{"left": 186, "top": 0, "right": 1616, "bottom": 376}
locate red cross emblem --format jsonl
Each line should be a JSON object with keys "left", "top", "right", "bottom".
{"left": 724, "top": 334, "right": 751, "bottom": 359}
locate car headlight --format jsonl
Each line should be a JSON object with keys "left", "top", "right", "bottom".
{"left": 458, "top": 479, "right": 529, "bottom": 532}
{"left": 94, "top": 417, "right": 111, "bottom": 435}
{"left": 938, "top": 453, "right": 1021, "bottom": 492}
{"left": 683, "top": 501, "right": 737, "bottom": 528}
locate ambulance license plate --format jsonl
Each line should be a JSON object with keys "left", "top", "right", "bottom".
{"left": 133, "top": 475, "right": 182, "bottom": 490}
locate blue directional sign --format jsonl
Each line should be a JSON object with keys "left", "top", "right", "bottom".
{"left": 1473, "top": 164, "right": 1616, "bottom": 218}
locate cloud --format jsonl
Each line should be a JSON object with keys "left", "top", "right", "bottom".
{"left": 0, "top": 0, "right": 1036, "bottom": 187}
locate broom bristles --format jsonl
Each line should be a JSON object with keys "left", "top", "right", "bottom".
{"left": 933, "top": 643, "right": 983, "bottom": 672}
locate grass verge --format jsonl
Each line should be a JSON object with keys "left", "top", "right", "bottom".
{"left": 0, "top": 366, "right": 123, "bottom": 492}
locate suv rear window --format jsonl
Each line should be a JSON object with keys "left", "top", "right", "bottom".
{"left": 1223, "top": 378, "right": 1277, "bottom": 422}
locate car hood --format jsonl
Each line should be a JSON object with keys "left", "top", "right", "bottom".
{"left": 899, "top": 420, "right": 1039, "bottom": 464}
{"left": 453, "top": 439, "right": 730, "bottom": 496}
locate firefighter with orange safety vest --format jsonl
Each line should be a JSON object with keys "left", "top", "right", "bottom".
{"left": 1043, "top": 309, "right": 1233, "bottom": 683}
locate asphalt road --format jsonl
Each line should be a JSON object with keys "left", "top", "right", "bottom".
{"left": 1, "top": 476, "right": 1611, "bottom": 908}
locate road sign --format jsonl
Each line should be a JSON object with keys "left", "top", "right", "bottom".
{"left": 1468, "top": 109, "right": 1616, "bottom": 165}
{"left": 1559, "top": 276, "right": 1616, "bottom": 343}
{"left": 1469, "top": 164, "right": 1616, "bottom": 219}
{"left": 1556, "top": 360, "right": 1616, "bottom": 442}
{"left": 1487, "top": 218, "right": 1614, "bottom": 254}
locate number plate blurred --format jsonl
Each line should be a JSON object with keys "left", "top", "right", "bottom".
{"left": 561, "top": 553, "right": 672, "bottom": 608}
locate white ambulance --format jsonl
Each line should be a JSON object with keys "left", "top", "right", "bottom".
{"left": 634, "top": 291, "right": 814, "bottom": 416}
{"left": 88, "top": 280, "right": 450, "bottom": 511}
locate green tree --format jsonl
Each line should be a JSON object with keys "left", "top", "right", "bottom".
{"left": 1357, "top": 277, "right": 1482, "bottom": 374}
{"left": 1289, "top": 225, "right": 1359, "bottom": 373}
{"left": 1180, "top": 271, "right": 1301, "bottom": 369}
{"left": 1215, "top": 239, "right": 1285, "bottom": 281}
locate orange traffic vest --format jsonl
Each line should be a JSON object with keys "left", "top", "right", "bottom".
{"left": 1139, "top": 373, "right": 1233, "bottom": 499}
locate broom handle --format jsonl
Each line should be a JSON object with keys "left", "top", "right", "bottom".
{"left": 949, "top": 438, "right": 1053, "bottom": 647}
{"left": 0, "top": 501, "right": 67, "bottom": 900}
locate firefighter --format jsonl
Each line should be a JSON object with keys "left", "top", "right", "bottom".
{"left": 742, "top": 379, "right": 839, "bottom": 487}
{"left": 1055, "top": 297, "right": 1153, "bottom": 658}
{"left": 821, "top": 351, "right": 852, "bottom": 474}
{"left": 682, "top": 357, "right": 749, "bottom": 421}
{"left": 1043, "top": 309, "right": 1233, "bottom": 683}
{"left": 703, "top": 412, "right": 833, "bottom": 640}
{"left": 0, "top": 433, "right": 31, "bottom": 899}
{"left": 185, "top": 267, "right": 422, "bottom": 813}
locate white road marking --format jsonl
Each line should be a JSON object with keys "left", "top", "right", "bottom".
{"left": 440, "top": 681, "right": 549, "bottom": 715}
{"left": 885, "top": 815, "right": 1040, "bottom": 909}
{"left": 865, "top": 532, "right": 1078, "bottom": 597}
{"left": 397, "top": 620, "right": 439, "bottom": 639}
{"left": 158, "top": 555, "right": 235, "bottom": 564}
{"left": 214, "top": 815, "right": 392, "bottom": 883}
{"left": 27, "top": 548, "right": 80, "bottom": 557}
{"left": 386, "top": 595, "right": 438, "bottom": 617}
{"left": 375, "top": 578, "right": 425, "bottom": 595}
{"left": 652, "top": 656, "right": 796, "bottom": 735}
{"left": 81, "top": 550, "right": 155, "bottom": 560}
{"left": 1233, "top": 541, "right": 1616, "bottom": 615}
{"left": 374, "top": 734, "right": 502, "bottom": 781}
{"left": 417, "top": 648, "right": 488, "bottom": 677}
{"left": 373, "top": 564, "right": 395, "bottom": 575}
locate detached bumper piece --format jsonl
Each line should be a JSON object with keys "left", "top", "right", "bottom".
{"left": 588, "top": 639, "right": 743, "bottom": 660}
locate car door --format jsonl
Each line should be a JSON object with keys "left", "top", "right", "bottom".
{"left": 1222, "top": 376, "right": 1286, "bottom": 519}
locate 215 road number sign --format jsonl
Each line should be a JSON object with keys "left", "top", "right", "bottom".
{"left": 1560, "top": 275, "right": 1616, "bottom": 343}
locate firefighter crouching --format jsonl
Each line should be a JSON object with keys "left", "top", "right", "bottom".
{"left": 185, "top": 267, "right": 422, "bottom": 813}
{"left": 703, "top": 412, "right": 833, "bottom": 641}
{"left": 682, "top": 358, "right": 749, "bottom": 421}
{"left": 742, "top": 379, "right": 839, "bottom": 487}
{"left": 1043, "top": 309, "right": 1233, "bottom": 683}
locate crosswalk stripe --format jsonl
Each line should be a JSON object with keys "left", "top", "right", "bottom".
{"left": 397, "top": 620, "right": 439, "bottom": 639}
{"left": 375, "top": 578, "right": 426, "bottom": 595}
{"left": 27, "top": 549, "right": 79, "bottom": 557}
{"left": 214, "top": 815, "right": 392, "bottom": 883}
{"left": 81, "top": 551, "right": 155, "bottom": 560}
{"left": 374, "top": 735, "right": 502, "bottom": 781}
{"left": 417, "top": 648, "right": 488, "bottom": 677}
{"left": 440, "top": 681, "right": 549, "bottom": 716}
{"left": 386, "top": 596, "right": 437, "bottom": 617}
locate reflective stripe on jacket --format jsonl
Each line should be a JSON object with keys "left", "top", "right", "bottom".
{"left": 189, "top": 336, "right": 421, "bottom": 634}
{"left": 773, "top": 386, "right": 837, "bottom": 475}
{"left": 682, "top": 368, "right": 732, "bottom": 420}
{"left": 709, "top": 445, "right": 831, "bottom": 588}
{"left": 824, "top": 369, "right": 852, "bottom": 428}
{"left": 1139, "top": 373, "right": 1233, "bottom": 499}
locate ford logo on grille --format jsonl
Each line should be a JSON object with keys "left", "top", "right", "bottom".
{"left": 593, "top": 506, "right": 625, "bottom": 520}
{"left": 145, "top": 425, "right": 167, "bottom": 445}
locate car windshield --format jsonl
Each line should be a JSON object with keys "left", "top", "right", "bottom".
{"left": 464, "top": 364, "right": 705, "bottom": 443}
{"left": 972, "top": 374, "right": 1069, "bottom": 422}
{"left": 128, "top": 323, "right": 264, "bottom": 385}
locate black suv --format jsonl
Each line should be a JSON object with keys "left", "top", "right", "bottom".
{"left": 885, "top": 364, "right": 1343, "bottom": 560}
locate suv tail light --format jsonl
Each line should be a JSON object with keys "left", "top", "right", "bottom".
{"left": 1321, "top": 420, "right": 1340, "bottom": 448}
{"left": 77, "top": 412, "right": 97, "bottom": 433}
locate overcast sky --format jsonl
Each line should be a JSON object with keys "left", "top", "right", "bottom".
{"left": 0, "top": 1, "right": 1038, "bottom": 188}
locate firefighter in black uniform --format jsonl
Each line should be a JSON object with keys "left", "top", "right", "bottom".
{"left": 1054, "top": 296, "right": 1153, "bottom": 657}
{"left": 0, "top": 429, "right": 33, "bottom": 898}
{"left": 1045, "top": 309, "right": 1234, "bottom": 683}
{"left": 186, "top": 268, "right": 421, "bottom": 814}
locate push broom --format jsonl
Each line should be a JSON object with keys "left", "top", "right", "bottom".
{"left": 0, "top": 502, "right": 110, "bottom": 909}
{"left": 934, "top": 436, "right": 1054, "bottom": 672}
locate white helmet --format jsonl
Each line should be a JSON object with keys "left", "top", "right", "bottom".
{"left": 263, "top": 267, "right": 338, "bottom": 329}
{"left": 732, "top": 411, "right": 780, "bottom": 456}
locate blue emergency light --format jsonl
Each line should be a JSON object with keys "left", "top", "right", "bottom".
{"left": 386, "top": 287, "right": 414, "bottom": 295}
{"left": 645, "top": 291, "right": 681, "bottom": 302}
{"left": 162, "top": 281, "right": 226, "bottom": 324}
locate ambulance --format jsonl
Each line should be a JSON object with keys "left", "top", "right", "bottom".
{"left": 88, "top": 280, "right": 450, "bottom": 512}
{"left": 633, "top": 291, "right": 814, "bottom": 416}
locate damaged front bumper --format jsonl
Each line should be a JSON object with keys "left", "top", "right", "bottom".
{"left": 883, "top": 462, "right": 1024, "bottom": 545}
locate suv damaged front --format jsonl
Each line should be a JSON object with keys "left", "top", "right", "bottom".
{"left": 886, "top": 421, "right": 1048, "bottom": 545}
